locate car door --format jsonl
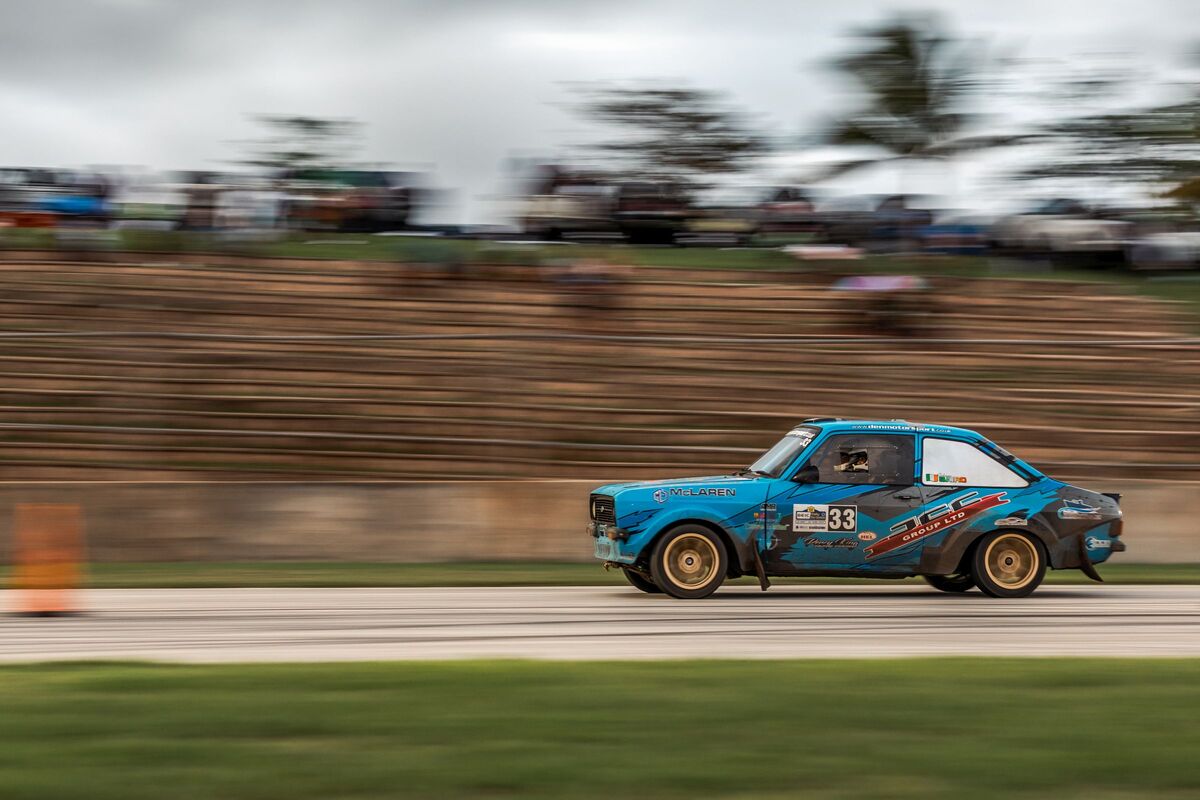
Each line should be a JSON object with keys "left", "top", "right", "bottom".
{"left": 886, "top": 434, "right": 1034, "bottom": 562}
{"left": 761, "top": 432, "right": 922, "bottom": 572}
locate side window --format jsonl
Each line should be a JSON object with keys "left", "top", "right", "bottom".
{"left": 804, "top": 434, "right": 915, "bottom": 485}
{"left": 921, "top": 438, "right": 1028, "bottom": 488}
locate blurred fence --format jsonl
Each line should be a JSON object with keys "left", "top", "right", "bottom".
{"left": 0, "top": 480, "right": 1194, "bottom": 563}
{"left": 0, "top": 250, "right": 1196, "bottom": 483}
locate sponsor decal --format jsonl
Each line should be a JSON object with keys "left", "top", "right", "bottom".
{"left": 865, "top": 491, "right": 1008, "bottom": 559}
{"left": 792, "top": 505, "right": 828, "bottom": 532}
{"left": 995, "top": 516, "right": 1028, "bottom": 527}
{"left": 1058, "top": 499, "right": 1101, "bottom": 520}
{"left": 792, "top": 504, "right": 857, "bottom": 533}
{"left": 1086, "top": 536, "right": 1112, "bottom": 550}
{"left": 653, "top": 487, "right": 737, "bottom": 504}
{"left": 925, "top": 473, "right": 968, "bottom": 484}
{"left": 803, "top": 536, "right": 858, "bottom": 550}
{"left": 764, "top": 503, "right": 777, "bottom": 512}
{"left": 755, "top": 511, "right": 792, "bottom": 533}
{"left": 861, "top": 423, "right": 953, "bottom": 433}
{"left": 858, "top": 531, "right": 877, "bottom": 541}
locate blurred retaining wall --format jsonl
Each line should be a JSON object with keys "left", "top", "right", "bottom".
{"left": 0, "top": 480, "right": 1195, "bottom": 564}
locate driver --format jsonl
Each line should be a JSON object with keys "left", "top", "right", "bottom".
{"left": 835, "top": 449, "right": 870, "bottom": 473}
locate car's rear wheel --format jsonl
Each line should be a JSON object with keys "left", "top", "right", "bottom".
{"left": 622, "top": 568, "right": 661, "bottom": 594}
{"left": 650, "top": 526, "right": 726, "bottom": 599}
{"left": 923, "top": 573, "right": 975, "bottom": 593}
{"left": 972, "top": 531, "right": 1046, "bottom": 598}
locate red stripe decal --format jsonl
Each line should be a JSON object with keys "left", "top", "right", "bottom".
{"left": 865, "top": 492, "right": 1008, "bottom": 558}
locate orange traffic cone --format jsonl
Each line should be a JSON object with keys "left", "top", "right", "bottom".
{"left": 11, "top": 504, "right": 84, "bottom": 616}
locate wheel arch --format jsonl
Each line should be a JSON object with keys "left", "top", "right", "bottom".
{"left": 919, "top": 525, "right": 1057, "bottom": 575}
{"left": 641, "top": 517, "right": 745, "bottom": 579}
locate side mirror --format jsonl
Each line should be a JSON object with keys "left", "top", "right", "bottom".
{"left": 793, "top": 464, "right": 820, "bottom": 484}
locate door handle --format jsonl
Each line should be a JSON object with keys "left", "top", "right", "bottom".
{"left": 894, "top": 491, "right": 921, "bottom": 501}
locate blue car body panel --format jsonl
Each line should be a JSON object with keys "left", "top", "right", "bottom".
{"left": 589, "top": 420, "right": 1123, "bottom": 577}
{"left": 592, "top": 475, "right": 766, "bottom": 565}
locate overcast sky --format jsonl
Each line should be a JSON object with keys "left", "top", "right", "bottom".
{"left": 2, "top": 0, "right": 1198, "bottom": 220}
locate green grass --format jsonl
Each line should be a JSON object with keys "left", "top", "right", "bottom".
{"left": 0, "top": 227, "right": 799, "bottom": 269}
{"left": 0, "top": 561, "right": 1192, "bottom": 589}
{"left": 0, "top": 659, "right": 1196, "bottom": 799}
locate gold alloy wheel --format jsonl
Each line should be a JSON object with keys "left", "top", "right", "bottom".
{"left": 662, "top": 532, "right": 720, "bottom": 590}
{"left": 983, "top": 533, "right": 1039, "bottom": 590}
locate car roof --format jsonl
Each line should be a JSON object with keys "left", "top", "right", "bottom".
{"left": 796, "top": 418, "right": 984, "bottom": 440}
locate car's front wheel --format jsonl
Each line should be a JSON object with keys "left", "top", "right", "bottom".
{"left": 972, "top": 531, "right": 1046, "bottom": 598}
{"left": 923, "top": 573, "right": 975, "bottom": 593}
{"left": 650, "top": 526, "right": 727, "bottom": 599}
{"left": 622, "top": 568, "right": 661, "bottom": 594}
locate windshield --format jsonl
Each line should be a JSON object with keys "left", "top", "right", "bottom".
{"left": 747, "top": 426, "right": 819, "bottom": 477}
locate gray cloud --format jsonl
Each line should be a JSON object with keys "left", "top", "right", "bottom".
{"left": 1, "top": 0, "right": 1197, "bottom": 220}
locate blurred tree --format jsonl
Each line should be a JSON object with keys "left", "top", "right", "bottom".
{"left": 238, "top": 115, "right": 362, "bottom": 175}
{"left": 571, "top": 84, "right": 768, "bottom": 196}
{"left": 815, "top": 14, "right": 1015, "bottom": 182}
{"left": 1015, "top": 96, "right": 1200, "bottom": 196}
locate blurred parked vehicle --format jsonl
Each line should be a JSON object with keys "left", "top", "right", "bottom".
{"left": 1127, "top": 229, "right": 1200, "bottom": 270}
{"left": 819, "top": 195, "right": 934, "bottom": 251}
{"left": 681, "top": 203, "right": 757, "bottom": 246}
{"left": 282, "top": 169, "right": 416, "bottom": 233}
{"left": 0, "top": 168, "right": 112, "bottom": 228}
{"left": 0, "top": 171, "right": 59, "bottom": 228}
{"left": 520, "top": 170, "right": 691, "bottom": 245}
{"left": 611, "top": 182, "right": 690, "bottom": 245}
{"left": 756, "top": 186, "right": 818, "bottom": 237}
{"left": 990, "top": 199, "right": 1130, "bottom": 263}
{"left": 523, "top": 182, "right": 617, "bottom": 241}
{"left": 920, "top": 214, "right": 991, "bottom": 255}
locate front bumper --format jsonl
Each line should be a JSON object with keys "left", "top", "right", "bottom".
{"left": 587, "top": 521, "right": 637, "bottom": 564}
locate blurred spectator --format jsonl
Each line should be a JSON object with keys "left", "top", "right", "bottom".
{"left": 831, "top": 274, "right": 935, "bottom": 336}
{"left": 555, "top": 257, "right": 625, "bottom": 317}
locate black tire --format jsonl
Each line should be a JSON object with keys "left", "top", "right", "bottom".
{"left": 971, "top": 530, "right": 1046, "bottom": 598}
{"left": 649, "top": 525, "right": 727, "bottom": 599}
{"left": 622, "top": 568, "right": 662, "bottom": 594}
{"left": 923, "top": 573, "right": 975, "bottom": 593}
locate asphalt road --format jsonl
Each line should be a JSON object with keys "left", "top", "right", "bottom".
{"left": 1, "top": 585, "right": 1198, "bottom": 662}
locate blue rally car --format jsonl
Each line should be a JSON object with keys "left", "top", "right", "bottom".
{"left": 588, "top": 419, "right": 1125, "bottom": 599}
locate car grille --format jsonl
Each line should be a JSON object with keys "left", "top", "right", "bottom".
{"left": 591, "top": 494, "right": 615, "bottom": 525}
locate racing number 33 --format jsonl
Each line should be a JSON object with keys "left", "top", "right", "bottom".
{"left": 828, "top": 505, "right": 857, "bottom": 532}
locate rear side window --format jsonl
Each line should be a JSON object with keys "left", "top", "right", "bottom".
{"left": 922, "top": 438, "right": 1028, "bottom": 488}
